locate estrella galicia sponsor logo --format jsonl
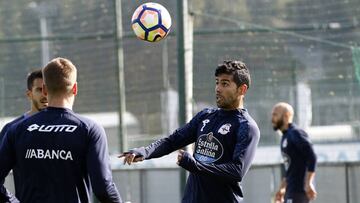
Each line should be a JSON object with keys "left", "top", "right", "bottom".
{"left": 27, "top": 124, "right": 77, "bottom": 132}
{"left": 25, "top": 149, "right": 73, "bottom": 161}
{"left": 218, "top": 123, "right": 231, "bottom": 135}
{"left": 194, "top": 132, "right": 223, "bottom": 163}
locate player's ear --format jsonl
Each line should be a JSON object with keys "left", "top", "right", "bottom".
{"left": 238, "top": 84, "right": 248, "bottom": 95}
{"left": 283, "top": 110, "right": 291, "bottom": 122}
{"left": 42, "top": 83, "right": 48, "bottom": 97}
{"left": 72, "top": 82, "right": 77, "bottom": 96}
{"left": 26, "top": 89, "right": 32, "bottom": 100}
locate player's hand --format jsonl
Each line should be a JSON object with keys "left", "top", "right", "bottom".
{"left": 176, "top": 149, "right": 185, "bottom": 165}
{"left": 274, "top": 188, "right": 285, "bottom": 203}
{"left": 305, "top": 182, "right": 317, "bottom": 200}
{"left": 118, "top": 152, "right": 144, "bottom": 165}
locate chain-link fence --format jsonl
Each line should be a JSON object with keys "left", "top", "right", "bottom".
{"left": 1, "top": 0, "right": 359, "bottom": 150}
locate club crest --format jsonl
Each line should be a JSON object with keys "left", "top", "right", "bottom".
{"left": 282, "top": 138, "right": 288, "bottom": 148}
{"left": 218, "top": 123, "right": 231, "bottom": 135}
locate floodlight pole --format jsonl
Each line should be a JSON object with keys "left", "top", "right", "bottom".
{"left": 28, "top": 2, "right": 57, "bottom": 66}
{"left": 176, "top": 0, "right": 194, "bottom": 198}
{"left": 39, "top": 16, "right": 50, "bottom": 66}
{"left": 114, "top": 0, "right": 127, "bottom": 153}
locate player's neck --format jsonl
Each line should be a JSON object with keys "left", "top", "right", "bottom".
{"left": 281, "top": 122, "right": 290, "bottom": 132}
{"left": 222, "top": 100, "right": 244, "bottom": 111}
{"left": 26, "top": 109, "right": 38, "bottom": 116}
{"left": 236, "top": 98, "right": 244, "bottom": 109}
{"left": 48, "top": 96, "right": 74, "bottom": 110}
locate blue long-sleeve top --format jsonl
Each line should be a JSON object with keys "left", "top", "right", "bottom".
{"left": 131, "top": 108, "right": 260, "bottom": 203}
{"left": 0, "top": 114, "right": 26, "bottom": 203}
{"left": 0, "top": 107, "right": 122, "bottom": 203}
{"left": 280, "top": 123, "right": 317, "bottom": 195}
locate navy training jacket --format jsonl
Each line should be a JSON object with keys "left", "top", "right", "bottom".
{"left": 0, "top": 107, "right": 122, "bottom": 203}
{"left": 132, "top": 108, "right": 260, "bottom": 203}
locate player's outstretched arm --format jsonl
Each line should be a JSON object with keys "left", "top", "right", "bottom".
{"left": 118, "top": 137, "right": 180, "bottom": 165}
{"left": 118, "top": 150, "right": 145, "bottom": 165}
{"left": 118, "top": 110, "right": 211, "bottom": 165}
{"left": 118, "top": 118, "right": 202, "bottom": 165}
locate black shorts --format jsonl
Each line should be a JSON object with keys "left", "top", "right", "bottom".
{"left": 285, "top": 192, "right": 309, "bottom": 203}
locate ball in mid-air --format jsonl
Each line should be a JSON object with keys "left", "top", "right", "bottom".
{"left": 131, "top": 2, "right": 172, "bottom": 42}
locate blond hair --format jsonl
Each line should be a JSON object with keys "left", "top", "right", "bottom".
{"left": 42, "top": 58, "right": 77, "bottom": 96}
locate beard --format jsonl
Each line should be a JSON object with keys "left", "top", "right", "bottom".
{"left": 216, "top": 95, "right": 236, "bottom": 109}
{"left": 33, "top": 99, "right": 47, "bottom": 111}
{"left": 273, "top": 119, "right": 284, "bottom": 131}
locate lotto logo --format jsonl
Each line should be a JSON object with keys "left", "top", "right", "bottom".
{"left": 27, "top": 124, "right": 77, "bottom": 132}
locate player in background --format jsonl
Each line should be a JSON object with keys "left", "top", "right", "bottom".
{"left": 120, "top": 60, "right": 260, "bottom": 203}
{"left": 272, "top": 102, "right": 317, "bottom": 203}
{"left": 0, "top": 69, "right": 48, "bottom": 203}
{"left": 0, "top": 69, "right": 48, "bottom": 139}
{"left": 0, "top": 58, "right": 122, "bottom": 203}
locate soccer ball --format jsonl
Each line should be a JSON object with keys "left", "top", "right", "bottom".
{"left": 131, "top": 2, "right": 172, "bottom": 42}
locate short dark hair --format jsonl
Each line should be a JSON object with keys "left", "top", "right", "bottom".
{"left": 27, "top": 69, "right": 43, "bottom": 90}
{"left": 42, "top": 57, "right": 77, "bottom": 96}
{"left": 215, "top": 60, "right": 251, "bottom": 88}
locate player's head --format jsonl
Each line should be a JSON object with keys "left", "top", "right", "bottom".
{"left": 271, "top": 102, "right": 294, "bottom": 131}
{"left": 42, "top": 57, "right": 77, "bottom": 99}
{"left": 214, "top": 60, "right": 250, "bottom": 109}
{"left": 26, "top": 69, "right": 48, "bottom": 113}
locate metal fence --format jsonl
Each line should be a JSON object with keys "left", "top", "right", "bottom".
{"left": 1, "top": 0, "right": 360, "bottom": 150}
